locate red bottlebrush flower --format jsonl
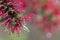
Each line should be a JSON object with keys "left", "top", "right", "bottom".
{"left": 54, "top": 9, "right": 60, "bottom": 15}
{"left": 31, "top": 0, "right": 40, "bottom": 8}
{"left": 0, "top": 10, "right": 7, "bottom": 18}
{"left": 2, "top": 0, "right": 11, "bottom": 3}
{"left": 9, "top": 0, "right": 30, "bottom": 14}
{"left": 0, "top": 0, "right": 26, "bottom": 34}
{"left": 0, "top": 0, "right": 39, "bottom": 35}
{"left": 2, "top": 18, "right": 11, "bottom": 26}
{"left": 53, "top": 9, "right": 60, "bottom": 23}
{"left": 11, "top": 24, "right": 22, "bottom": 34}
{"left": 24, "top": 15, "right": 32, "bottom": 22}
{"left": 43, "top": 0, "right": 59, "bottom": 11}
{"left": 24, "top": 10, "right": 37, "bottom": 22}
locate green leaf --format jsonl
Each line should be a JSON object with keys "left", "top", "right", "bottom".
{"left": 8, "top": 32, "right": 28, "bottom": 40}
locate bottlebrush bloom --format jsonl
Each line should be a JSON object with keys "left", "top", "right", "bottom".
{"left": 24, "top": 10, "right": 37, "bottom": 22}
{"left": 10, "top": 0, "right": 30, "bottom": 14}
{"left": 11, "top": 21, "right": 23, "bottom": 34}
{"left": 0, "top": 0, "right": 30, "bottom": 34}
{"left": 0, "top": 0, "right": 39, "bottom": 34}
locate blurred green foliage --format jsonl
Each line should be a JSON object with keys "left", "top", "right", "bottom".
{"left": 8, "top": 31, "right": 28, "bottom": 40}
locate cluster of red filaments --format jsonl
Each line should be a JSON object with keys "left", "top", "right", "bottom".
{"left": 32, "top": 0, "right": 60, "bottom": 38}
{"left": 40, "top": 0, "right": 60, "bottom": 38}
{"left": 0, "top": 0, "right": 38, "bottom": 34}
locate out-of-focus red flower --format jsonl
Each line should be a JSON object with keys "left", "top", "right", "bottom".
{"left": 39, "top": 15, "right": 59, "bottom": 35}
{"left": 31, "top": 0, "right": 40, "bottom": 8}
{"left": 24, "top": 10, "right": 37, "bottom": 22}
{"left": 43, "top": 0, "right": 59, "bottom": 12}
{"left": 54, "top": 9, "right": 60, "bottom": 15}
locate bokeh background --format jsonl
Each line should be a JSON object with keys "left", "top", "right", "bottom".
{"left": 0, "top": 0, "right": 60, "bottom": 40}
